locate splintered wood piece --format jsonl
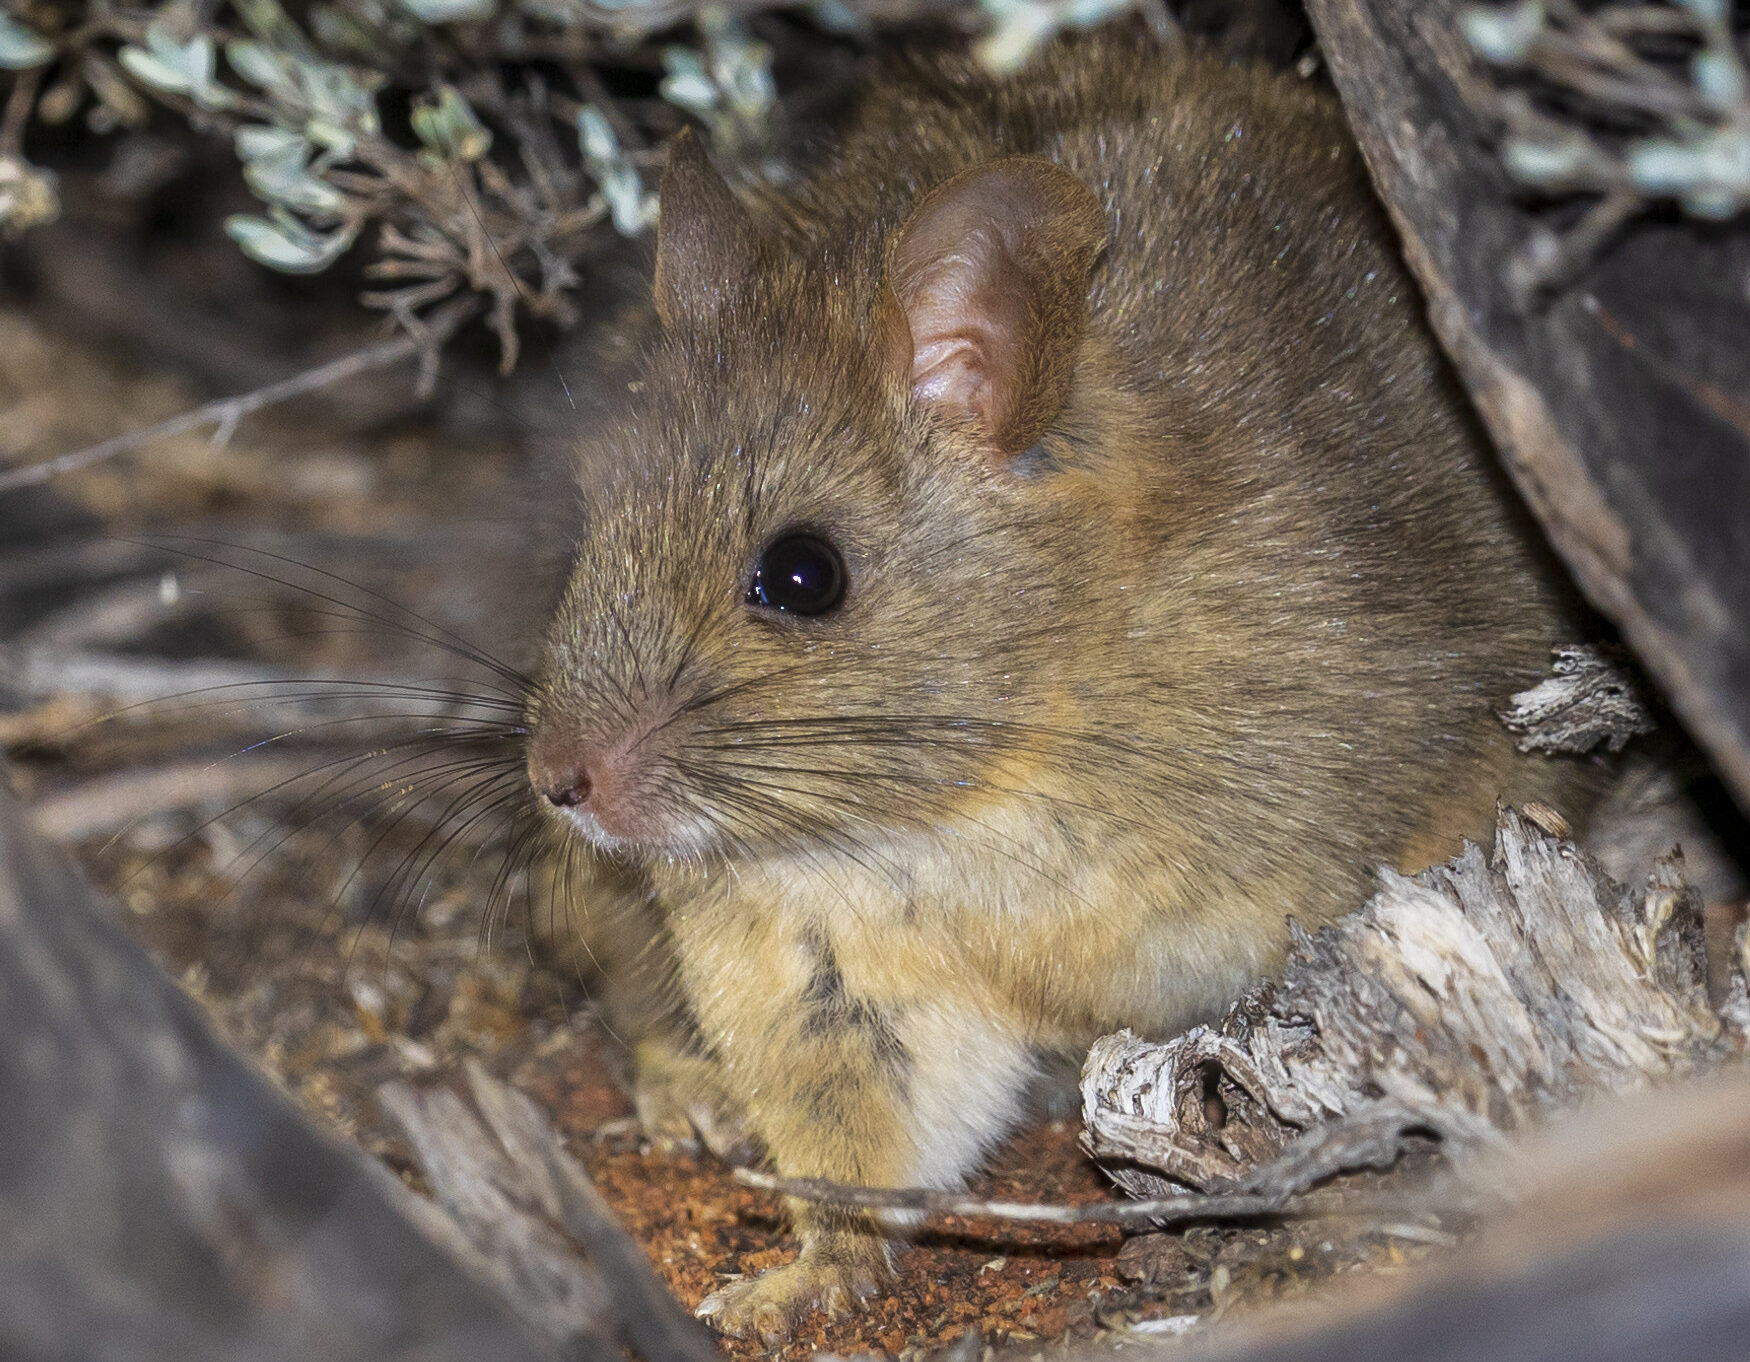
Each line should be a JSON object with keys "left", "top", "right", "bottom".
{"left": 380, "top": 1063, "right": 725, "bottom": 1362}
{"left": 1081, "top": 808, "right": 1742, "bottom": 1204}
{"left": 1498, "top": 644, "right": 1656, "bottom": 755}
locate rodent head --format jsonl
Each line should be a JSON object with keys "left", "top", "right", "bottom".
{"left": 527, "top": 130, "right": 1124, "bottom": 864}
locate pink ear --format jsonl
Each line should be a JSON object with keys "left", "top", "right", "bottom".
{"left": 654, "top": 128, "right": 757, "bottom": 328}
{"left": 886, "top": 157, "right": 1106, "bottom": 459}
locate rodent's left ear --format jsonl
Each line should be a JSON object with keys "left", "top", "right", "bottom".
{"left": 655, "top": 128, "right": 757, "bottom": 330}
{"left": 883, "top": 157, "right": 1106, "bottom": 460}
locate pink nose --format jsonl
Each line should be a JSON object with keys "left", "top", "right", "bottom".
{"left": 540, "top": 767, "right": 592, "bottom": 809}
{"left": 528, "top": 727, "right": 652, "bottom": 842}
{"left": 527, "top": 726, "right": 599, "bottom": 812}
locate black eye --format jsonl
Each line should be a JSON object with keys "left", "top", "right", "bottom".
{"left": 747, "top": 532, "right": 846, "bottom": 616}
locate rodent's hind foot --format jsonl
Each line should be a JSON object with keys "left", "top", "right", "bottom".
{"left": 631, "top": 1038, "right": 758, "bottom": 1164}
{"left": 695, "top": 1239, "right": 888, "bottom": 1344}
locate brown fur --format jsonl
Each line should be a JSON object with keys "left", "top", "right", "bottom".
{"left": 526, "top": 34, "right": 1587, "bottom": 1341}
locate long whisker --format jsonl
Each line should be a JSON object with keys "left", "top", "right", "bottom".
{"left": 374, "top": 775, "right": 532, "bottom": 949}
{"left": 139, "top": 534, "right": 533, "bottom": 696}
{"left": 217, "top": 747, "right": 525, "bottom": 897}
{"left": 690, "top": 767, "right": 1112, "bottom": 917}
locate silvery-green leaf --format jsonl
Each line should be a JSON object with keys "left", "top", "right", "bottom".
{"left": 1692, "top": 128, "right": 1750, "bottom": 211}
{"left": 1627, "top": 129, "right": 1749, "bottom": 218}
{"left": 243, "top": 153, "right": 347, "bottom": 214}
{"left": 225, "top": 211, "right": 356, "bottom": 273}
{"left": 576, "top": 105, "right": 618, "bottom": 165}
{"left": 134, "top": 24, "right": 221, "bottom": 103}
{"left": 1682, "top": 186, "right": 1742, "bottom": 219}
{"left": 975, "top": 0, "right": 1057, "bottom": 75}
{"left": 1693, "top": 50, "right": 1746, "bottom": 112}
{"left": 235, "top": 124, "right": 307, "bottom": 161}
{"left": 1062, "top": 0, "right": 1129, "bottom": 28}
{"left": 712, "top": 42, "right": 774, "bottom": 121}
{"left": 1502, "top": 134, "right": 1596, "bottom": 187}
{"left": 599, "top": 163, "right": 654, "bottom": 235}
{"left": 301, "top": 64, "right": 381, "bottom": 134}
{"left": 225, "top": 40, "right": 297, "bottom": 99}
{"left": 233, "top": 0, "right": 318, "bottom": 56}
{"left": 172, "top": 29, "right": 215, "bottom": 96}
{"left": 398, "top": 0, "right": 495, "bottom": 21}
{"left": 412, "top": 85, "right": 491, "bottom": 160}
{"left": 1629, "top": 139, "right": 1701, "bottom": 195}
{"left": 1459, "top": 0, "right": 1545, "bottom": 65}
{"left": 660, "top": 50, "right": 718, "bottom": 114}
{"left": 312, "top": 6, "right": 373, "bottom": 56}
{"left": 0, "top": 14, "right": 55, "bottom": 70}
{"left": 117, "top": 44, "right": 194, "bottom": 94}
{"left": 192, "top": 83, "right": 240, "bottom": 110}
{"left": 305, "top": 119, "right": 358, "bottom": 158}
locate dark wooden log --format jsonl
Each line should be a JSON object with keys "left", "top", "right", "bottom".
{"left": 1303, "top": 0, "right": 1750, "bottom": 812}
{"left": 1207, "top": 1228, "right": 1750, "bottom": 1362}
{"left": 0, "top": 780, "right": 564, "bottom": 1362}
{"left": 1165, "top": 1078, "right": 1750, "bottom": 1362}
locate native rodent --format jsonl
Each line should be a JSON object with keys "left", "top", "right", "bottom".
{"left": 524, "top": 33, "right": 1589, "bottom": 1342}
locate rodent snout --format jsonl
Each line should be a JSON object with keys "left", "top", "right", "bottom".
{"left": 527, "top": 722, "right": 667, "bottom": 849}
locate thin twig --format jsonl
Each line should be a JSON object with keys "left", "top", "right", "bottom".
{"left": 0, "top": 300, "right": 477, "bottom": 494}
{"left": 1, "top": 69, "right": 42, "bottom": 157}
{"left": 27, "top": 752, "right": 341, "bottom": 842}
{"left": 730, "top": 1168, "right": 1427, "bottom": 1228}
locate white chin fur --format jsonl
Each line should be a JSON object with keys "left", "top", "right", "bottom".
{"left": 555, "top": 804, "right": 720, "bottom": 861}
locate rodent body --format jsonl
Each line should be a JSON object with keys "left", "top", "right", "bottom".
{"left": 527, "top": 33, "right": 1585, "bottom": 1340}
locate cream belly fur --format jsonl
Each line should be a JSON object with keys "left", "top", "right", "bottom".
{"left": 655, "top": 827, "right": 1289, "bottom": 1185}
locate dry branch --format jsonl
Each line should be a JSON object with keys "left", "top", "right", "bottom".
{"left": 730, "top": 1167, "right": 1436, "bottom": 1228}
{"left": 0, "top": 299, "right": 475, "bottom": 494}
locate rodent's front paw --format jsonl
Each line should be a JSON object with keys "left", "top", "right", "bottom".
{"left": 695, "top": 1250, "right": 885, "bottom": 1344}
{"left": 631, "top": 1039, "right": 757, "bottom": 1163}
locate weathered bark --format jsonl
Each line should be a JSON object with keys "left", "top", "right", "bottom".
{"left": 1303, "top": 0, "right": 1750, "bottom": 812}
{"left": 1081, "top": 808, "right": 1742, "bottom": 1202}
{"left": 1497, "top": 643, "right": 1654, "bottom": 755}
